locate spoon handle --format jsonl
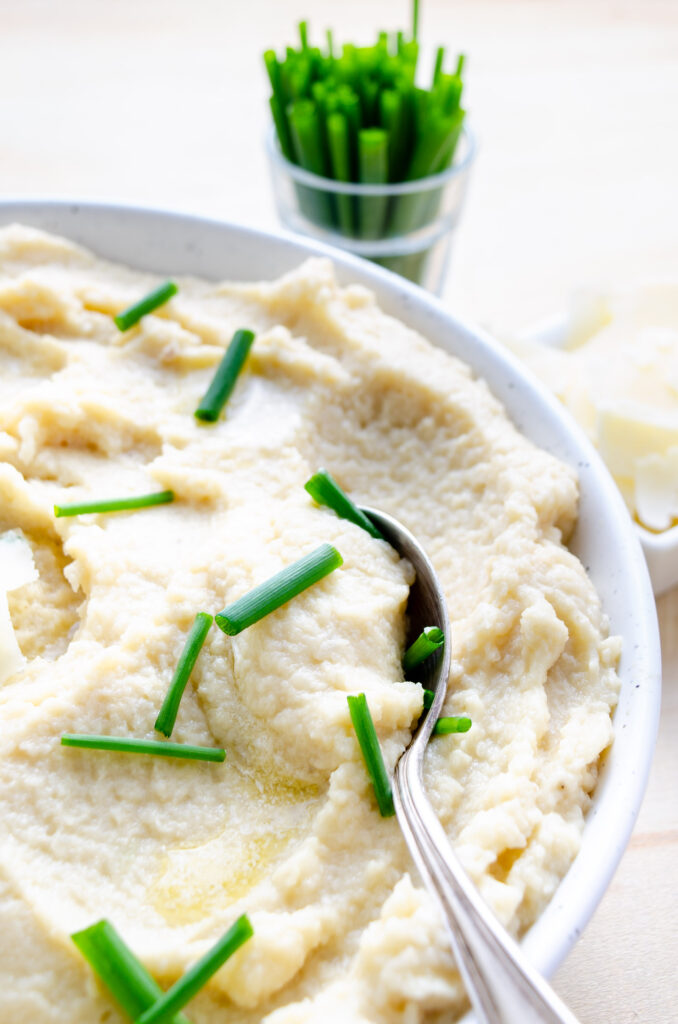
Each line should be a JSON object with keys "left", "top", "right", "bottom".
{"left": 393, "top": 754, "right": 581, "bottom": 1024}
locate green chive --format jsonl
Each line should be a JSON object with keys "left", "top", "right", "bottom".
{"left": 155, "top": 613, "right": 213, "bottom": 738}
{"left": 434, "top": 716, "right": 472, "bottom": 735}
{"left": 359, "top": 127, "right": 389, "bottom": 184}
{"left": 400, "top": 39, "right": 419, "bottom": 67}
{"left": 406, "top": 107, "right": 464, "bottom": 180}
{"left": 304, "top": 469, "right": 382, "bottom": 539}
{"left": 194, "top": 328, "right": 255, "bottom": 423}
{"left": 412, "top": 0, "right": 420, "bottom": 39}
{"left": 288, "top": 98, "right": 334, "bottom": 226}
{"left": 269, "top": 94, "right": 295, "bottom": 161}
{"left": 423, "top": 688, "right": 435, "bottom": 709}
{"left": 263, "top": 49, "right": 281, "bottom": 94}
{"left": 54, "top": 490, "right": 174, "bottom": 518}
{"left": 61, "top": 735, "right": 225, "bottom": 763}
{"left": 403, "top": 626, "right": 445, "bottom": 672}
{"left": 136, "top": 915, "right": 254, "bottom": 1024}
{"left": 360, "top": 77, "right": 380, "bottom": 124}
{"left": 114, "top": 281, "right": 178, "bottom": 332}
{"left": 358, "top": 127, "right": 389, "bottom": 239}
{"left": 379, "top": 88, "right": 405, "bottom": 182}
{"left": 326, "top": 113, "right": 354, "bottom": 234}
{"left": 288, "top": 99, "right": 329, "bottom": 176}
{"left": 265, "top": 50, "right": 295, "bottom": 161}
{"left": 215, "top": 543, "right": 342, "bottom": 636}
{"left": 433, "top": 46, "right": 445, "bottom": 84}
{"left": 347, "top": 693, "right": 394, "bottom": 817}
{"left": 71, "top": 920, "right": 192, "bottom": 1024}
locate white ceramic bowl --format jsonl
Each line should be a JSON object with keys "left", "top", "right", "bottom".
{"left": 0, "top": 200, "right": 662, "bottom": 1018}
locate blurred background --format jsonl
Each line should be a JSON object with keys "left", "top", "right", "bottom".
{"left": 2, "top": 1, "right": 677, "bottom": 1021}
{"left": 3, "top": 0, "right": 678, "bottom": 329}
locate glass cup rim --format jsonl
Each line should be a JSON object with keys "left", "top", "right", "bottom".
{"left": 266, "top": 122, "right": 476, "bottom": 196}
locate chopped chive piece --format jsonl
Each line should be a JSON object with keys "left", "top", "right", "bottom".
{"left": 194, "top": 328, "right": 255, "bottom": 423}
{"left": 423, "top": 688, "right": 435, "bottom": 709}
{"left": 114, "top": 281, "right": 178, "bottom": 332}
{"left": 155, "top": 613, "right": 213, "bottom": 738}
{"left": 54, "top": 490, "right": 174, "bottom": 518}
{"left": 434, "top": 716, "right": 472, "bottom": 735}
{"left": 215, "top": 543, "right": 342, "bottom": 636}
{"left": 136, "top": 915, "right": 254, "bottom": 1024}
{"left": 403, "top": 626, "right": 445, "bottom": 672}
{"left": 71, "top": 920, "right": 192, "bottom": 1024}
{"left": 61, "top": 735, "right": 225, "bottom": 762}
{"left": 347, "top": 693, "right": 394, "bottom": 817}
{"left": 304, "top": 469, "right": 383, "bottom": 539}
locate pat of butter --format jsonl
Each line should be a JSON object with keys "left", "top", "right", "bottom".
{"left": 0, "top": 530, "right": 38, "bottom": 685}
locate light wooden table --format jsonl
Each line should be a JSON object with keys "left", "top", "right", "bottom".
{"left": 2, "top": 1, "right": 677, "bottom": 1019}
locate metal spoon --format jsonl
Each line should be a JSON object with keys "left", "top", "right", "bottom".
{"left": 363, "top": 506, "right": 582, "bottom": 1024}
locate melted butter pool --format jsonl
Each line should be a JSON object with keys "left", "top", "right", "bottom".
{"left": 149, "top": 761, "right": 322, "bottom": 926}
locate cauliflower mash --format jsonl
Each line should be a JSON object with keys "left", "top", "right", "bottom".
{"left": 0, "top": 225, "right": 620, "bottom": 1024}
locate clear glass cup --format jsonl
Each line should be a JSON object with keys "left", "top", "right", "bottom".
{"left": 266, "top": 125, "right": 476, "bottom": 294}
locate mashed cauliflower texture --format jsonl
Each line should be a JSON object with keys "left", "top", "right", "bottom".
{"left": 0, "top": 226, "right": 620, "bottom": 1024}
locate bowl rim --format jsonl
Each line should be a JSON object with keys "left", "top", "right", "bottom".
{"left": 265, "top": 122, "right": 476, "bottom": 196}
{"left": 0, "top": 198, "right": 662, "bottom": 1018}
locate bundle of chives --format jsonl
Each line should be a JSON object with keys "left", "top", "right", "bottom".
{"left": 263, "top": 1, "right": 467, "bottom": 262}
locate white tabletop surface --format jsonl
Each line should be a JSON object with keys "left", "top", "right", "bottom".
{"left": 2, "top": 1, "right": 677, "bottom": 1020}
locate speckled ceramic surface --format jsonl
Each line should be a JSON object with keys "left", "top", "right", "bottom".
{"left": 0, "top": 200, "right": 662, "bottom": 1021}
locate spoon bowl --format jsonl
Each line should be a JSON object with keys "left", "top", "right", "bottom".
{"left": 363, "top": 505, "right": 451, "bottom": 735}
{"left": 364, "top": 505, "right": 582, "bottom": 1024}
